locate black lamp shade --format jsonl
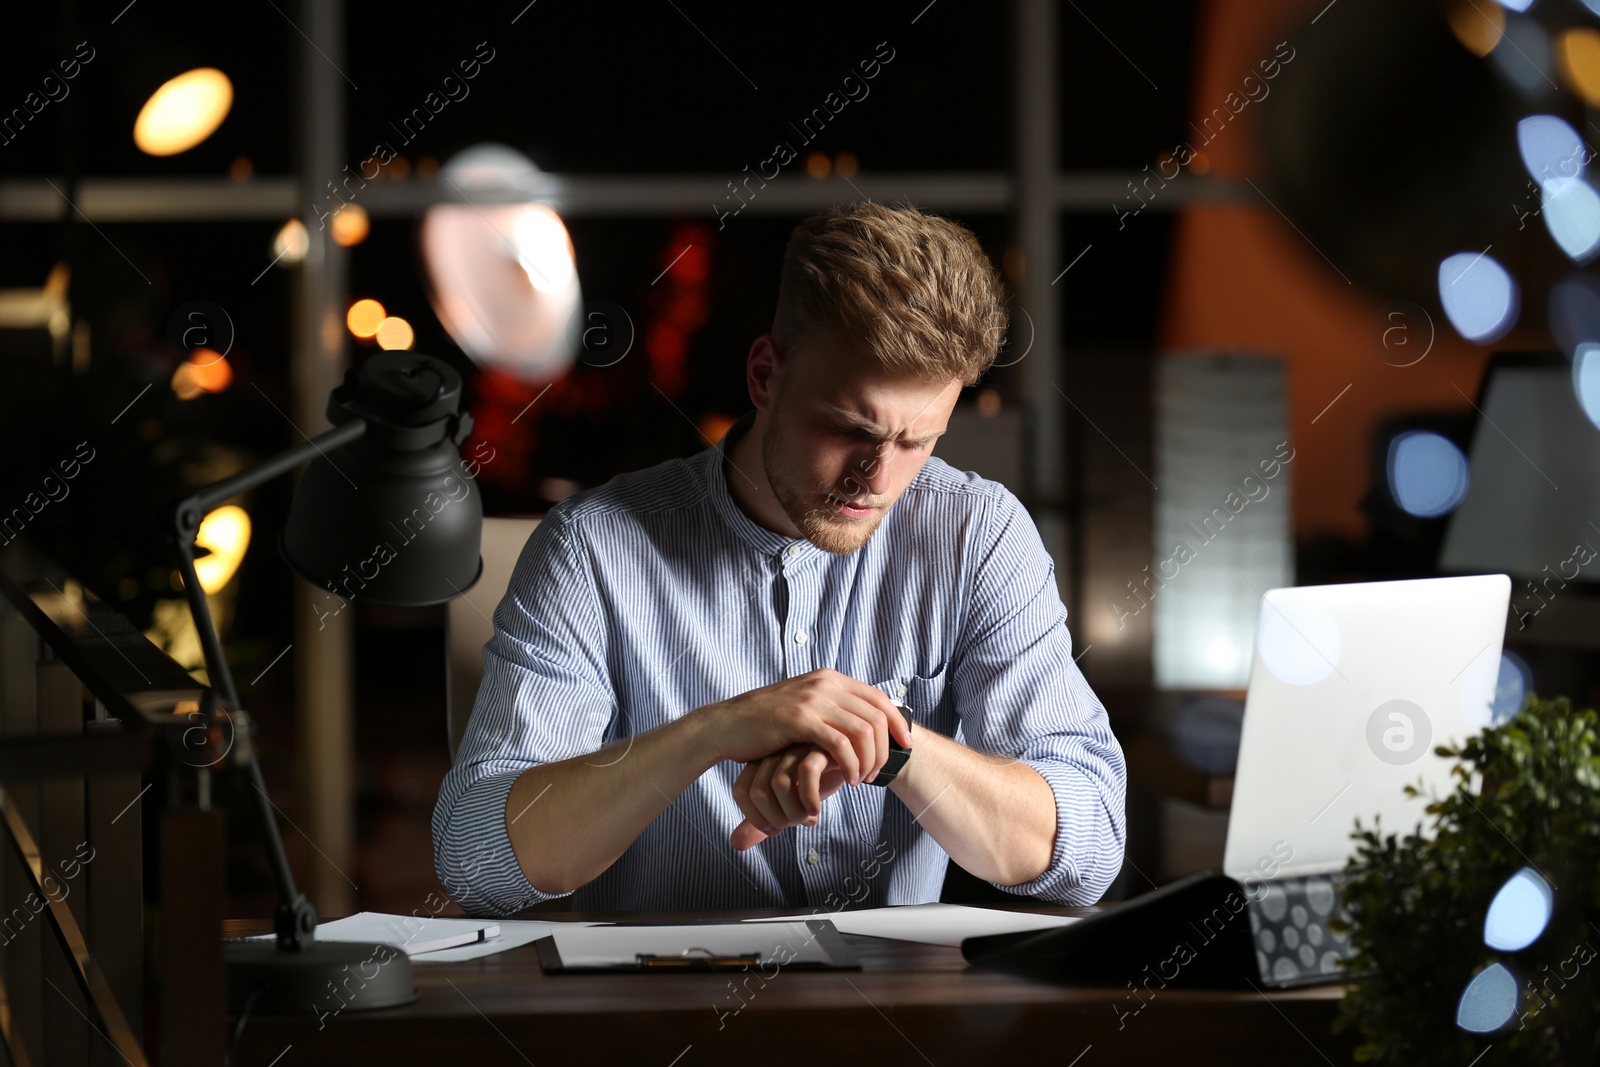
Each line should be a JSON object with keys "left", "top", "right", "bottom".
{"left": 281, "top": 353, "right": 483, "bottom": 607}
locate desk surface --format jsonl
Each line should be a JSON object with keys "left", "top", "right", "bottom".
{"left": 226, "top": 904, "right": 1356, "bottom": 1067}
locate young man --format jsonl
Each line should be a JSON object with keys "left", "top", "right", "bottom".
{"left": 432, "top": 202, "right": 1126, "bottom": 914}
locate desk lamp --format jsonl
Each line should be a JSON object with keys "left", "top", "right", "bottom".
{"left": 165, "top": 351, "right": 483, "bottom": 1013}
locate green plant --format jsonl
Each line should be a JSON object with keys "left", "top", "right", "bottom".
{"left": 1333, "top": 694, "right": 1600, "bottom": 1064}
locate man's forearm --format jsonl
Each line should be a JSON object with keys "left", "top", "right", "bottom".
{"left": 503, "top": 712, "right": 719, "bottom": 896}
{"left": 887, "top": 728, "right": 1057, "bottom": 886}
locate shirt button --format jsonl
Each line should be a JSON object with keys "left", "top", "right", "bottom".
{"left": 806, "top": 849, "right": 820, "bottom": 864}
{"left": 786, "top": 543, "right": 802, "bottom": 559}
{"left": 794, "top": 630, "right": 808, "bottom": 645}
{"left": 896, "top": 683, "right": 908, "bottom": 697}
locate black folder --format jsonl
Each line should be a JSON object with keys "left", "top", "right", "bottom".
{"left": 961, "top": 872, "right": 1261, "bottom": 988}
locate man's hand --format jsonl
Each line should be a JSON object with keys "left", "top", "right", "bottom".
{"left": 692, "top": 668, "right": 911, "bottom": 788}
{"left": 730, "top": 744, "right": 850, "bottom": 851}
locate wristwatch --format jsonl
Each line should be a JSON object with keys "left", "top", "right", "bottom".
{"left": 868, "top": 699, "right": 914, "bottom": 786}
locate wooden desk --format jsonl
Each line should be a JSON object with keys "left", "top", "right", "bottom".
{"left": 226, "top": 905, "right": 1357, "bottom": 1066}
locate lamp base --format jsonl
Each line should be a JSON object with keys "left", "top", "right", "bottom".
{"left": 226, "top": 940, "right": 418, "bottom": 1016}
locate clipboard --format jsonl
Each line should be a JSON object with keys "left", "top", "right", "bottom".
{"left": 534, "top": 918, "right": 860, "bottom": 974}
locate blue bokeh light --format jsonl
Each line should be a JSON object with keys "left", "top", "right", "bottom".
{"left": 1456, "top": 962, "right": 1519, "bottom": 1032}
{"left": 1518, "top": 114, "right": 1585, "bottom": 183}
{"left": 1387, "top": 431, "right": 1470, "bottom": 518}
{"left": 1542, "top": 178, "right": 1600, "bottom": 262}
{"left": 1438, "top": 252, "right": 1519, "bottom": 343}
{"left": 1491, "top": 650, "right": 1533, "bottom": 725}
{"left": 1574, "top": 344, "right": 1600, "bottom": 429}
{"left": 1484, "top": 867, "right": 1554, "bottom": 952}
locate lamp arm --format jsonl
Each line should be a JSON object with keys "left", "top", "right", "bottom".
{"left": 166, "top": 416, "right": 369, "bottom": 952}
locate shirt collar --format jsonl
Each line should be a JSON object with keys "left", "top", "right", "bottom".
{"left": 703, "top": 410, "right": 812, "bottom": 560}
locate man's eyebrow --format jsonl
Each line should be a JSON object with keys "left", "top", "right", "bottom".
{"left": 825, "top": 405, "right": 946, "bottom": 444}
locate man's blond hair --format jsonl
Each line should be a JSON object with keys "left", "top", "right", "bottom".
{"left": 771, "top": 202, "right": 1008, "bottom": 387}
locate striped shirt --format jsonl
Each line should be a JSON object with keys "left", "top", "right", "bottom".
{"left": 432, "top": 414, "right": 1127, "bottom": 915}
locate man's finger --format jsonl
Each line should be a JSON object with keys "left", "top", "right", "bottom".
{"left": 837, "top": 675, "right": 911, "bottom": 746}
{"left": 798, "top": 748, "right": 829, "bottom": 817}
{"left": 747, "top": 758, "right": 789, "bottom": 833}
{"left": 730, "top": 818, "right": 770, "bottom": 852}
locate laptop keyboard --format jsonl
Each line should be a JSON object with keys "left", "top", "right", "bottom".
{"left": 1247, "top": 874, "right": 1353, "bottom": 987}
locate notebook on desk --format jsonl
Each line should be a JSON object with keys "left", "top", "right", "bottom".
{"left": 965, "top": 575, "right": 1511, "bottom": 989}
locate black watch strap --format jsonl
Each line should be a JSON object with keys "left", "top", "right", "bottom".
{"left": 868, "top": 699, "right": 914, "bottom": 786}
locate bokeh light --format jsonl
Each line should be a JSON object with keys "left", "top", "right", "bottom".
{"left": 376, "top": 316, "right": 414, "bottom": 351}
{"left": 1557, "top": 28, "right": 1600, "bottom": 106}
{"left": 330, "top": 204, "right": 370, "bottom": 248}
{"left": 1517, "top": 115, "right": 1585, "bottom": 183}
{"left": 134, "top": 68, "right": 233, "bottom": 156}
{"left": 1387, "top": 431, "right": 1470, "bottom": 518}
{"left": 346, "top": 298, "right": 386, "bottom": 339}
{"left": 1448, "top": 0, "right": 1505, "bottom": 57}
{"left": 1437, "top": 251, "right": 1519, "bottom": 343}
{"left": 511, "top": 205, "right": 577, "bottom": 293}
{"left": 1573, "top": 343, "right": 1600, "bottom": 427}
{"left": 1541, "top": 178, "right": 1600, "bottom": 261}
{"left": 1456, "top": 962, "right": 1518, "bottom": 1032}
{"left": 1483, "top": 867, "right": 1553, "bottom": 951}
{"left": 170, "top": 348, "right": 233, "bottom": 400}
{"left": 193, "top": 505, "right": 251, "bottom": 594}
{"left": 272, "top": 219, "right": 309, "bottom": 266}
{"left": 422, "top": 144, "right": 582, "bottom": 383}
{"left": 1491, "top": 650, "right": 1533, "bottom": 724}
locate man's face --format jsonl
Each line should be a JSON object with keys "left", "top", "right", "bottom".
{"left": 760, "top": 338, "right": 961, "bottom": 554}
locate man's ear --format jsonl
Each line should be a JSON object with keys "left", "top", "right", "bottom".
{"left": 747, "top": 335, "right": 783, "bottom": 411}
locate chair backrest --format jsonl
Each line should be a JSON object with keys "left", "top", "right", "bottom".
{"left": 446, "top": 515, "right": 541, "bottom": 760}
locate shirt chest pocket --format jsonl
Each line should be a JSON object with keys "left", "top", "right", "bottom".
{"left": 873, "top": 664, "right": 952, "bottom": 737}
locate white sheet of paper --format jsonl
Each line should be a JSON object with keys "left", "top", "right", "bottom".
{"left": 244, "top": 912, "right": 500, "bottom": 955}
{"left": 412, "top": 919, "right": 604, "bottom": 962}
{"left": 551, "top": 921, "right": 832, "bottom": 968}
{"left": 241, "top": 913, "right": 604, "bottom": 961}
{"left": 742, "top": 903, "right": 1080, "bottom": 947}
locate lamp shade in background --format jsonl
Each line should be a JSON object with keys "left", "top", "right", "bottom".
{"left": 1153, "top": 355, "right": 1293, "bottom": 690}
{"left": 281, "top": 352, "right": 483, "bottom": 607}
{"left": 421, "top": 145, "right": 581, "bottom": 383}
{"left": 1440, "top": 353, "right": 1600, "bottom": 579}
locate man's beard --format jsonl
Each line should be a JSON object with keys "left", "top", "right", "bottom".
{"left": 762, "top": 419, "right": 888, "bottom": 555}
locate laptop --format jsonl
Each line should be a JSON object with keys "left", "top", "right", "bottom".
{"left": 1223, "top": 573, "right": 1511, "bottom": 986}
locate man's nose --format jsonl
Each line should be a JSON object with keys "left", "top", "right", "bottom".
{"left": 847, "top": 443, "right": 893, "bottom": 498}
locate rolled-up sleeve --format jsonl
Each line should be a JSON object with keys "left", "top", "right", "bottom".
{"left": 431, "top": 506, "right": 617, "bottom": 916}
{"left": 949, "top": 490, "right": 1127, "bottom": 905}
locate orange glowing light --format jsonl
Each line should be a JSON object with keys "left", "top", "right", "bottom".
{"left": 170, "top": 348, "right": 233, "bottom": 399}
{"left": 330, "top": 204, "right": 370, "bottom": 247}
{"left": 347, "top": 299, "right": 386, "bottom": 339}
{"left": 376, "top": 316, "right": 414, "bottom": 350}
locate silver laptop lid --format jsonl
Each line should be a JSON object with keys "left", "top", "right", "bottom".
{"left": 1223, "top": 574, "right": 1510, "bottom": 882}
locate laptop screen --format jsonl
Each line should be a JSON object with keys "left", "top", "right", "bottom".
{"left": 1223, "top": 574, "right": 1509, "bottom": 883}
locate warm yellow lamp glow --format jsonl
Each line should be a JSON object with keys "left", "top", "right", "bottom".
{"left": 170, "top": 348, "right": 233, "bottom": 400}
{"left": 193, "top": 505, "right": 250, "bottom": 594}
{"left": 272, "top": 219, "right": 309, "bottom": 266}
{"left": 331, "top": 204, "right": 370, "bottom": 247}
{"left": 133, "top": 68, "right": 233, "bottom": 156}
{"left": 1559, "top": 28, "right": 1600, "bottom": 107}
{"left": 346, "top": 298, "right": 386, "bottom": 339}
{"left": 1447, "top": 0, "right": 1504, "bottom": 58}
{"left": 376, "top": 316, "right": 414, "bottom": 350}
